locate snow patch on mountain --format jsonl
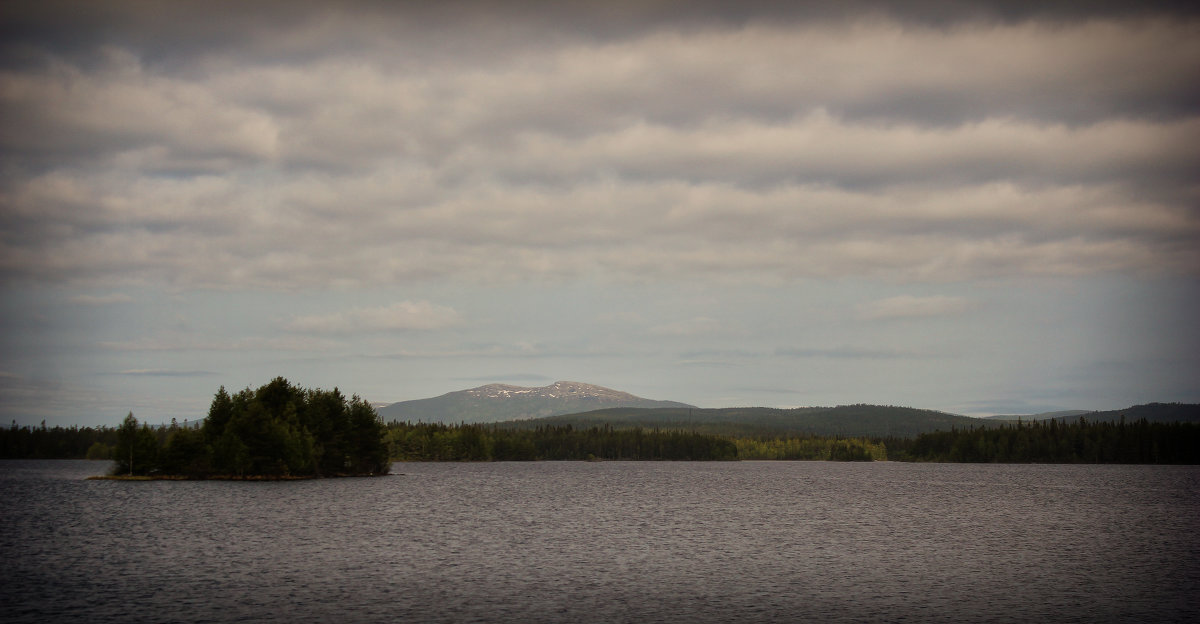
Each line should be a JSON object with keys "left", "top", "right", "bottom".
{"left": 465, "top": 381, "right": 639, "bottom": 401}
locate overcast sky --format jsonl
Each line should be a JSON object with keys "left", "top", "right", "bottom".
{"left": 2, "top": 1, "right": 1198, "bottom": 427}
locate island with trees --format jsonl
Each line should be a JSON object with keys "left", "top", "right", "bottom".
{"left": 102, "top": 378, "right": 390, "bottom": 479}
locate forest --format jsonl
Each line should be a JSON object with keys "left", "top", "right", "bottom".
{"left": 733, "top": 435, "right": 886, "bottom": 461}
{"left": 517, "top": 404, "right": 986, "bottom": 438}
{"left": 386, "top": 422, "right": 739, "bottom": 461}
{"left": 4, "top": 400, "right": 1198, "bottom": 465}
{"left": 1, "top": 420, "right": 883, "bottom": 463}
{"left": 886, "top": 416, "right": 1200, "bottom": 463}
{"left": 99, "top": 378, "right": 390, "bottom": 478}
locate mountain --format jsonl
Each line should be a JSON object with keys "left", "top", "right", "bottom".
{"left": 375, "top": 381, "right": 694, "bottom": 424}
{"left": 497, "top": 404, "right": 997, "bottom": 439}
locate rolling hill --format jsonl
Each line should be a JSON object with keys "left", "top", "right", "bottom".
{"left": 1053, "top": 402, "right": 1200, "bottom": 424}
{"left": 509, "top": 402, "right": 1200, "bottom": 438}
{"left": 984, "top": 403, "right": 1200, "bottom": 424}
{"left": 377, "top": 379, "right": 1200, "bottom": 438}
{"left": 983, "top": 410, "right": 1089, "bottom": 421}
{"left": 495, "top": 404, "right": 997, "bottom": 439}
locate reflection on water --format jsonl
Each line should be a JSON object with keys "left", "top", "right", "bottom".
{"left": 1, "top": 460, "right": 1197, "bottom": 623}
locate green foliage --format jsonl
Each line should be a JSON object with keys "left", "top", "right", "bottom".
{"left": 387, "top": 422, "right": 739, "bottom": 461}
{"left": 347, "top": 397, "right": 390, "bottom": 474}
{"left": 160, "top": 426, "right": 211, "bottom": 478}
{"left": 11, "top": 397, "right": 1196, "bottom": 468}
{"left": 735, "top": 435, "right": 886, "bottom": 461}
{"left": 386, "top": 423, "right": 890, "bottom": 462}
{"left": 190, "top": 378, "right": 390, "bottom": 478}
{"left": 514, "top": 404, "right": 995, "bottom": 438}
{"left": 85, "top": 441, "right": 112, "bottom": 460}
{"left": 91, "top": 378, "right": 392, "bottom": 478}
{"left": 213, "top": 429, "right": 250, "bottom": 477}
{"left": 1, "top": 421, "right": 119, "bottom": 459}
{"left": 896, "top": 417, "right": 1200, "bottom": 463}
{"left": 112, "top": 412, "right": 160, "bottom": 476}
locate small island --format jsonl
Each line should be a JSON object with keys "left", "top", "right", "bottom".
{"left": 96, "top": 378, "right": 389, "bottom": 480}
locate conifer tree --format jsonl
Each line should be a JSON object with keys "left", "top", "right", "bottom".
{"left": 112, "top": 412, "right": 159, "bottom": 476}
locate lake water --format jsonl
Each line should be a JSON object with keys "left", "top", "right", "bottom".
{"left": 1, "top": 460, "right": 1197, "bottom": 623}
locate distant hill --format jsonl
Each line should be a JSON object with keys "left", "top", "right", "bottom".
{"left": 985, "top": 403, "right": 1200, "bottom": 424}
{"left": 379, "top": 385, "right": 1200, "bottom": 435}
{"left": 1060, "top": 403, "right": 1200, "bottom": 424}
{"left": 375, "top": 381, "right": 694, "bottom": 424}
{"left": 497, "top": 404, "right": 997, "bottom": 439}
{"left": 983, "top": 410, "right": 1089, "bottom": 421}
{"left": 503, "top": 402, "right": 1200, "bottom": 438}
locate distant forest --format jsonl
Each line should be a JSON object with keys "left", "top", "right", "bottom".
{"left": 3, "top": 401, "right": 1198, "bottom": 465}
{"left": 385, "top": 423, "right": 885, "bottom": 461}
{"left": 516, "top": 404, "right": 984, "bottom": 439}
{"left": 387, "top": 423, "right": 740, "bottom": 461}
{"left": 885, "top": 416, "right": 1200, "bottom": 464}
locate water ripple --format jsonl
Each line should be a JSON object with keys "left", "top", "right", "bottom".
{"left": 1, "top": 460, "right": 1197, "bottom": 623}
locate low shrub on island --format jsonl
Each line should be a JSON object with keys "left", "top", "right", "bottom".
{"left": 112, "top": 378, "right": 389, "bottom": 479}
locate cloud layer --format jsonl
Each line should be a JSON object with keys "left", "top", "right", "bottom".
{"left": 2, "top": 3, "right": 1197, "bottom": 290}
{"left": 2, "top": 2, "right": 1199, "bottom": 425}
{"left": 857, "top": 295, "right": 974, "bottom": 320}
{"left": 287, "top": 301, "right": 463, "bottom": 333}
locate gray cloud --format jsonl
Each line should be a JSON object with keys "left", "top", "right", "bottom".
{"left": 286, "top": 301, "right": 463, "bottom": 333}
{"left": 857, "top": 295, "right": 975, "bottom": 320}
{"left": 455, "top": 373, "right": 553, "bottom": 383}
{"left": 16, "top": 17, "right": 1195, "bottom": 170}
{"left": 68, "top": 293, "right": 132, "bottom": 305}
{"left": 648, "top": 316, "right": 738, "bottom": 337}
{"left": 4, "top": 177, "right": 1196, "bottom": 287}
{"left": 98, "top": 335, "right": 342, "bottom": 352}
{"left": 6, "top": 2, "right": 1198, "bottom": 62}
{"left": 732, "top": 385, "right": 810, "bottom": 396}
{"left": 773, "top": 347, "right": 929, "bottom": 359}
{"left": 112, "top": 369, "right": 218, "bottom": 377}
{"left": 1, "top": 3, "right": 1197, "bottom": 291}
{"left": 953, "top": 398, "right": 1083, "bottom": 416}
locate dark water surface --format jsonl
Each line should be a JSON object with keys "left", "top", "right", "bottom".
{"left": 1, "top": 460, "right": 1197, "bottom": 623}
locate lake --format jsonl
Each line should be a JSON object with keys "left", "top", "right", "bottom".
{"left": 1, "top": 460, "right": 1196, "bottom": 623}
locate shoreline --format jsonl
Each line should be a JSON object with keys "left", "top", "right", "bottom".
{"left": 87, "top": 473, "right": 391, "bottom": 481}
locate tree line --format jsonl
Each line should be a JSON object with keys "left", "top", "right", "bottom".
{"left": 886, "top": 417, "right": 1200, "bottom": 463}
{"left": 0, "top": 420, "right": 880, "bottom": 463}
{"left": 106, "top": 378, "right": 390, "bottom": 478}
{"left": 734, "top": 435, "right": 886, "bottom": 461}
{"left": 1, "top": 422, "right": 121, "bottom": 460}
{"left": 6, "top": 404, "right": 1199, "bottom": 465}
{"left": 385, "top": 425, "right": 884, "bottom": 461}
{"left": 386, "top": 422, "right": 740, "bottom": 461}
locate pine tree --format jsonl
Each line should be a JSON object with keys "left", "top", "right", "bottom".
{"left": 112, "top": 412, "right": 159, "bottom": 476}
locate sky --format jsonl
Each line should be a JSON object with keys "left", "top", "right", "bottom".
{"left": 2, "top": 0, "right": 1198, "bottom": 427}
